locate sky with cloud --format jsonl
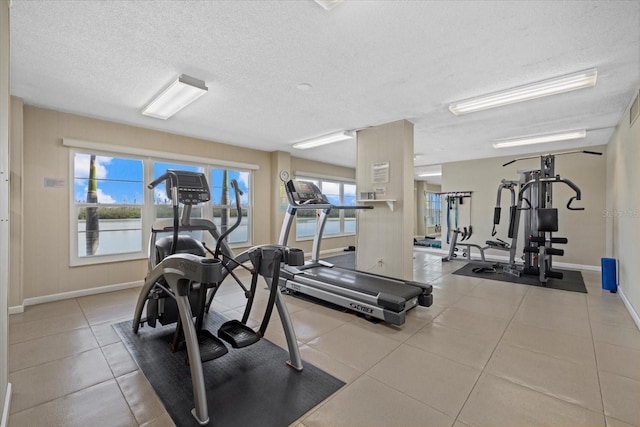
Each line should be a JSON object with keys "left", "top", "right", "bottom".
{"left": 74, "top": 154, "right": 250, "bottom": 206}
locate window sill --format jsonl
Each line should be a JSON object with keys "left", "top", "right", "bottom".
{"left": 70, "top": 251, "right": 147, "bottom": 267}
{"left": 296, "top": 233, "right": 355, "bottom": 243}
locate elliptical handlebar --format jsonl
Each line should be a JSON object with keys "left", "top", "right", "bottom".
{"left": 230, "top": 179, "right": 244, "bottom": 197}
{"left": 148, "top": 171, "right": 177, "bottom": 190}
{"left": 214, "top": 179, "right": 243, "bottom": 258}
{"left": 148, "top": 171, "right": 181, "bottom": 255}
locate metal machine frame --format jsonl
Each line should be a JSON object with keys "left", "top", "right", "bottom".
{"left": 278, "top": 179, "right": 433, "bottom": 325}
{"left": 131, "top": 170, "right": 304, "bottom": 425}
{"left": 443, "top": 150, "right": 600, "bottom": 283}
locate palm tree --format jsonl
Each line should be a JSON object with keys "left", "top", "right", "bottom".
{"left": 220, "top": 169, "right": 229, "bottom": 233}
{"left": 85, "top": 155, "right": 99, "bottom": 255}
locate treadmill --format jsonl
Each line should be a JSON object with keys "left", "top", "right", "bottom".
{"left": 278, "top": 179, "right": 433, "bottom": 325}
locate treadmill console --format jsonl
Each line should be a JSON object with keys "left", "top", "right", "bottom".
{"left": 166, "top": 170, "right": 211, "bottom": 205}
{"left": 286, "top": 180, "right": 329, "bottom": 205}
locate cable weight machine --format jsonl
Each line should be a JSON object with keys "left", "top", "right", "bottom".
{"left": 493, "top": 150, "right": 602, "bottom": 282}
{"left": 444, "top": 150, "right": 601, "bottom": 284}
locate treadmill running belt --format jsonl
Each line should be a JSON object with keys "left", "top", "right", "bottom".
{"left": 301, "top": 266, "right": 424, "bottom": 301}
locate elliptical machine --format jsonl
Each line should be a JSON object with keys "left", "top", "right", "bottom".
{"left": 131, "top": 170, "right": 304, "bottom": 426}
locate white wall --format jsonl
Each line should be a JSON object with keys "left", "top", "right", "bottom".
{"left": 9, "top": 97, "right": 22, "bottom": 312}
{"left": 606, "top": 88, "right": 640, "bottom": 325}
{"left": 1, "top": 0, "right": 11, "bottom": 420}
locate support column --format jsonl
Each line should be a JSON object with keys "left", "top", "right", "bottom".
{"left": 10, "top": 97, "right": 23, "bottom": 309}
{"left": 356, "top": 120, "right": 414, "bottom": 280}
{"left": 1, "top": 0, "right": 11, "bottom": 420}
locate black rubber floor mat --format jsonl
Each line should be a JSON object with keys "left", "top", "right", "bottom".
{"left": 452, "top": 262, "right": 587, "bottom": 293}
{"left": 114, "top": 313, "right": 344, "bottom": 427}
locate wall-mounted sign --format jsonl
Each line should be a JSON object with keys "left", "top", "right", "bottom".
{"left": 373, "top": 186, "right": 386, "bottom": 196}
{"left": 372, "top": 161, "right": 389, "bottom": 184}
{"left": 44, "top": 177, "right": 66, "bottom": 188}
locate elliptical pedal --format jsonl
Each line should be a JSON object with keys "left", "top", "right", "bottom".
{"left": 218, "top": 320, "right": 260, "bottom": 348}
{"left": 197, "top": 330, "right": 229, "bottom": 362}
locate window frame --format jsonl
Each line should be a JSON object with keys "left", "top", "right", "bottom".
{"left": 209, "top": 168, "right": 253, "bottom": 246}
{"left": 69, "top": 149, "right": 148, "bottom": 266}
{"left": 424, "top": 191, "right": 442, "bottom": 229}
{"left": 67, "top": 140, "right": 256, "bottom": 267}
{"left": 294, "top": 175, "right": 356, "bottom": 241}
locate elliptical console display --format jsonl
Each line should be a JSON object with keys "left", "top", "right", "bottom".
{"left": 167, "top": 171, "right": 211, "bottom": 205}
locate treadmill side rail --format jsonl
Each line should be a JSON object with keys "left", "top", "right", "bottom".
{"left": 376, "top": 292, "right": 407, "bottom": 312}
{"left": 282, "top": 277, "right": 406, "bottom": 325}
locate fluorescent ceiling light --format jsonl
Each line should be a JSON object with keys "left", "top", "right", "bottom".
{"left": 418, "top": 172, "right": 442, "bottom": 177}
{"left": 314, "top": 0, "right": 344, "bottom": 10}
{"left": 492, "top": 130, "right": 587, "bottom": 149}
{"left": 142, "top": 75, "right": 208, "bottom": 120}
{"left": 449, "top": 68, "right": 597, "bottom": 115}
{"left": 292, "top": 130, "right": 355, "bottom": 149}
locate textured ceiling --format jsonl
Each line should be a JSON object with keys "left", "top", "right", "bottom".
{"left": 9, "top": 1, "right": 640, "bottom": 181}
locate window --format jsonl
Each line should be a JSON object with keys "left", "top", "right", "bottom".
{"left": 73, "top": 153, "right": 144, "bottom": 260}
{"left": 295, "top": 179, "right": 319, "bottom": 239}
{"left": 153, "top": 161, "right": 205, "bottom": 243}
{"left": 211, "top": 168, "right": 251, "bottom": 244}
{"left": 425, "top": 192, "right": 442, "bottom": 230}
{"left": 70, "top": 148, "right": 253, "bottom": 265}
{"left": 344, "top": 183, "right": 356, "bottom": 233}
{"left": 295, "top": 177, "right": 356, "bottom": 240}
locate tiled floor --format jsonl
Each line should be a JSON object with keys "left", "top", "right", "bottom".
{"left": 7, "top": 251, "right": 640, "bottom": 427}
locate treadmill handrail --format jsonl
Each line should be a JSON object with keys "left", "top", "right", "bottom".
{"left": 286, "top": 199, "right": 372, "bottom": 212}
{"left": 284, "top": 180, "right": 372, "bottom": 211}
{"left": 279, "top": 180, "right": 372, "bottom": 247}
{"left": 332, "top": 204, "right": 373, "bottom": 210}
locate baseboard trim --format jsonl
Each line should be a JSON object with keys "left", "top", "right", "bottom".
{"left": 413, "top": 247, "right": 448, "bottom": 255}
{"left": 317, "top": 248, "right": 347, "bottom": 258}
{"left": 554, "top": 261, "right": 601, "bottom": 272}
{"left": 8, "top": 305, "right": 23, "bottom": 315}
{"left": 1, "top": 383, "right": 11, "bottom": 427}
{"left": 10, "top": 280, "right": 143, "bottom": 312}
{"left": 618, "top": 286, "right": 640, "bottom": 331}
{"left": 414, "top": 247, "right": 600, "bottom": 272}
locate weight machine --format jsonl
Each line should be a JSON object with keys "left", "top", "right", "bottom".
{"left": 500, "top": 150, "right": 600, "bottom": 282}
{"left": 445, "top": 150, "right": 601, "bottom": 283}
